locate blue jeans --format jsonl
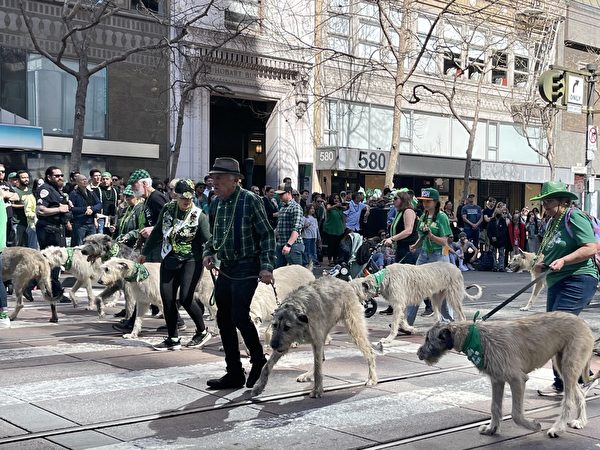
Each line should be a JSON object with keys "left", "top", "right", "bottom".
{"left": 546, "top": 274, "right": 597, "bottom": 389}
{"left": 97, "top": 217, "right": 106, "bottom": 234}
{"left": 276, "top": 242, "right": 305, "bottom": 268}
{"left": 72, "top": 223, "right": 96, "bottom": 246}
{"left": 464, "top": 227, "right": 480, "bottom": 246}
{"left": 492, "top": 247, "right": 505, "bottom": 270}
{"left": 303, "top": 238, "right": 317, "bottom": 265}
{"left": 406, "top": 252, "right": 454, "bottom": 325}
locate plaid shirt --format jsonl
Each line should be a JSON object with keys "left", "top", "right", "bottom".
{"left": 203, "top": 186, "right": 276, "bottom": 271}
{"left": 276, "top": 199, "right": 304, "bottom": 246}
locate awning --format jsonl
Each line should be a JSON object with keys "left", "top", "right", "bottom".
{"left": 0, "top": 124, "right": 43, "bottom": 151}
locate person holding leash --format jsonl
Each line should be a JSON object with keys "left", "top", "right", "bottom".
{"left": 531, "top": 181, "right": 598, "bottom": 397}
{"left": 203, "top": 158, "right": 276, "bottom": 390}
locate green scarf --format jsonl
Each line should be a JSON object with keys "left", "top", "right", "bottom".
{"left": 372, "top": 268, "right": 387, "bottom": 289}
{"left": 64, "top": 247, "right": 74, "bottom": 271}
{"left": 124, "top": 262, "right": 150, "bottom": 282}
{"left": 102, "top": 243, "right": 120, "bottom": 262}
{"left": 461, "top": 311, "right": 484, "bottom": 369}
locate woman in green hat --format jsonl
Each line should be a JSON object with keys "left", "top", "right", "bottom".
{"left": 531, "top": 181, "right": 598, "bottom": 397}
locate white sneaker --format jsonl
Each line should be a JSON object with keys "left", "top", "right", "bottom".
{"left": 537, "top": 383, "right": 563, "bottom": 397}
{"left": 459, "top": 265, "right": 469, "bottom": 272}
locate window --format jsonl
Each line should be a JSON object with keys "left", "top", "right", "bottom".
{"left": 131, "top": 0, "right": 160, "bottom": 13}
{"left": 416, "top": 16, "right": 438, "bottom": 74}
{"left": 327, "top": 15, "right": 351, "bottom": 53}
{"left": 27, "top": 55, "right": 107, "bottom": 138}
{"left": 466, "top": 29, "right": 486, "bottom": 80}
{"left": 324, "top": 100, "right": 338, "bottom": 146}
{"left": 442, "top": 22, "right": 462, "bottom": 76}
{"left": 513, "top": 42, "right": 529, "bottom": 87}
{"left": 357, "top": 20, "right": 381, "bottom": 60}
{"left": 0, "top": 47, "right": 27, "bottom": 119}
{"left": 491, "top": 51, "right": 508, "bottom": 86}
{"left": 225, "top": 0, "right": 261, "bottom": 31}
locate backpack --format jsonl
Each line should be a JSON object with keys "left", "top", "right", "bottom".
{"left": 564, "top": 207, "right": 600, "bottom": 272}
{"left": 475, "top": 250, "right": 494, "bottom": 271}
{"left": 355, "top": 239, "right": 372, "bottom": 265}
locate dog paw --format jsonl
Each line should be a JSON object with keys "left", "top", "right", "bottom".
{"left": 519, "top": 306, "right": 530, "bottom": 311}
{"left": 122, "top": 333, "right": 136, "bottom": 339}
{"left": 568, "top": 419, "right": 584, "bottom": 429}
{"left": 251, "top": 384, "right": 265, "bottom": 397}
{"left": 478, "top": 424, "right": 497, "bottom": 435}
{"left": 309, "top": 388, "right": 323, "bottom": 398}
{"left": 297, "top": 373, "right": 313, "bottom": 383}
{"left": 365, "top": 378, "right": 377, "bottom": 387}
{"left": 546, "top": 427, "right": 560, "bottom": 438}
{"left": 48, "top": 317, "right": 58, "bottom": 323}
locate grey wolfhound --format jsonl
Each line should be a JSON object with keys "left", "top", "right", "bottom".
{"left": 417, "top": 312, "right": 600, "bottom": 438}
{"left": 251, "top": 276, "right": 377, "bottom": 398}
{"left": 506, "top": 248, "right": 546, "bottom": 311}
{"left": 352, "top": 262, "right": 482, "bottom": 343}
{"left": 98, "top": 258, "right": 163, "bottom": 339}
{"left": 2, "top": 247, "right": 56, "bottom": 322}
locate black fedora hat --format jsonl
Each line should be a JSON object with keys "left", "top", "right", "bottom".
{"left": 208, "top": 157, "right": 244, "bottom": 179}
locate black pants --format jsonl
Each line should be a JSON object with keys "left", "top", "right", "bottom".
{"left": 159, "top": 256, "right": 205, "bottom": 338}
{"left": 215, "top": 259, "right": 264, "bottom": 375}
{"left": 36, "top": 223, "right": 66, "bottom": 298}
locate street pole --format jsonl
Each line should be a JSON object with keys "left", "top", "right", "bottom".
{"left": 585, "top": 63, "right": 597, "bottom": 214}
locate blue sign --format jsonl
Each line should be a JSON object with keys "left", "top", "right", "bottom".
{"left": 0, "top": 124, "right": 43, "bottom": 150}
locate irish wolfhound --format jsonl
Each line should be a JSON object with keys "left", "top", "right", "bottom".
{"left": 251, "top": 264, "right": 316, "bottom": 345}
{"left": 251, "top": 276, "right": 377, "bottom": 398}
{"left": 352, "top": 262, "right": 482, "bottom": 342}
{"left": 41, "top": 246, "right": 102, "bottom": 311}
{"left": 506, "top": 248, "right": 545, "bottom": 311}
{"left": 99, "top": 258, "right": 163, "bottom": 339}
{"left": 2, "top": 247, "right": 56, "bottom": 322}
{"left": 417, "top": 312, "right": 599, "bottom": 438}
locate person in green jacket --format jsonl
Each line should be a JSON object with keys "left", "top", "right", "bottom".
{"left": 322, "top": 193, "right": 346, "bottom": 265}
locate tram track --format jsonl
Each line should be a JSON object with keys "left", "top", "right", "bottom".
{"left": 0, "top": 364, "right": 474, "bottom": 445}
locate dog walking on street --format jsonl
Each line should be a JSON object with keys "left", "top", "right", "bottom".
{"left": 417, "top": 312, "right": 599, "bottom": 438}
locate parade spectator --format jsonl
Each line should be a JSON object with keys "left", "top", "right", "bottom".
{"left": 111, "top": 175, "right": 123, "bottom": 193}
{"left": 322, "top": 193, "right": 346, "bottom": 265}
{"left": 203, "top": 175, "right": 214, "bottom": 198}
{"left": 487, "top": 204, "right": 509, "bottom": 271}
{"left": 274, "top": 183, "right": 304, "bottom": 267}
{"left": 461, "top": 193, "right": 482, "bottom": 245}
{"left": 262, "top": 185, "right": 279, "bottom": 229}
{"left": 63, "top": 171, "right": 79, "bottom": 195}
{"left": 313, "top": 193, "right": 326, "bottom": 231}
{"left": 0, "top": 164, "right": 17, "bottom": 246}
{"left": 203, "top": 157, "right": 275, "bottom": 390}
{"left": 8, "top": 172, "right": 18, "bottom": 188}
{"left": 520, "top": 206, "right": 530, "bottom": 224}
{"left": 447, "top": 236, "right": 467, "bottom": 271}
{"left": 69, "top": 174, "right": 102, "bottom": 245}
{"left": 526, "top": 211, "right": 541, "bottom": 253}
{"left": 508, "top": 212, "right": 526, "bottom": 255}
{"left": 443, "top": 199, "right": 459, "bottom": 240}
{"left": 456, "top": 231, "right": 479, "bottom": 270}
{"left": 301, "top": 203, "right": 320, "bottom": 267}
{"left": 97, "top": 172, "right": 119, "bottom": 236}
{"left": 194, "top": 181, "right": 210, "bottom": 215}
{"left": 32, "top": 166, "right": 71, "bottom": 302}
{"left": 456, "top": 196, "right": 466, "bottom": 230}
{"left": 481, "top": 197, "right": 496, "bottom": 251}
{"left": 345, "top": 192, "right": 370, "bottom": 233}
{"left": 531, "top": 181, "right": 598, "bottom": 396}
{"left": 405, "top": 188, "right": 454, "bottom": 330}
{"left": 143, "top": 179, "right": 212, "bottom": 351}
{"left": 11, "top": 171, "right": 33, "bottom": 248}
{"left": 300, "top": 189, "right": 309, "bottom": 209}
{"left": 251, "top": 185, "right": 261, "bottom": 196}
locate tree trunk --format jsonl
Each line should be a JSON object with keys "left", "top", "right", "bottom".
{"left": 169, "top": 87, "right": 191, "bottom": 180}
{"left": 70, "top": 73, "right": 90, "bottom": 173}
{"left": 384, "top": 0, "right": 411, "bottom": 189}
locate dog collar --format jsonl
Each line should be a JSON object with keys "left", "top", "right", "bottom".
{"left": 64, "top": 247, "right": 74, "bottom": 271}
{"left": 124, "top": 262, "right": 150, "bottom": 282}
{"left": 461, "top": 312, "right": 484, "bottom": 369}
{"left": 102, "top": 243, "right": 120, "bottom": 262}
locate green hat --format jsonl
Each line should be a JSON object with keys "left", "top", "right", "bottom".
{"left": 174, "top": 179, "right": 195, "bottom": 199}
{"left": 123, "top": 184, "right": 134, "bottom": 196}
{"left": 530, "top": 181, "right": 578, "bottom": 201}
{"left": 394, "top": 187, "right": 418, "bottom": 208}
{"left": 101, "top": 171, "right": 112, "bottom": 178}
{"left": 416, "top": 188, "right": 439, "bottom": 201}
{"left": 7, "top": 172, "right": 17, "bottom": 179}
{"left": 127, "top": 169, "right": 150, "bottom": 185}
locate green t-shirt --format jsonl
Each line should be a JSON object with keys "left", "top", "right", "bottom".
{"left": 418, "top": 211, "right": 452, "bottom": 254}
{"left": 323, "top": 207, "right": 345, "bottom": 236}
{"left": 543, "top": 208, "right": 598, "bottom": 288}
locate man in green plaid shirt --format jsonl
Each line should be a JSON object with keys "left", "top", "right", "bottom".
{"left": 203, "top": 158, "right": 275, "bottom": 391}
{"left": 274, "top": 183, "right": 304, "bottom": 267}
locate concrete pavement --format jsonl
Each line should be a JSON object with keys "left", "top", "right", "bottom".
{"left": 0, "top": 270, "right": 599, "bottom": 449}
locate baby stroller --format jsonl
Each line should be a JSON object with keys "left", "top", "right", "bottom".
{"left": 328, "top": 231, "right": 379, "bottom": 317}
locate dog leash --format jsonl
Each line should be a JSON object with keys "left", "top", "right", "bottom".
{"left": 208, "top": 267, "right": 279, "bottom": 305}
{"left": 480, "top": 272, "right": 547, "bottom": 321}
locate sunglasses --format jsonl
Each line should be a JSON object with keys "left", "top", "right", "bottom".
{"left": 0, "top": 170, "right": 5, "bottom": 173}
{"left": 52, "top": 174, "right": 64, "bottom": 178}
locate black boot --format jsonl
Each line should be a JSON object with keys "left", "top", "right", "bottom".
{"left": 379, "top": 305, "right": 393, "bottom": 315}
{"left": 207, "top": 372, "right": 246, "bottom": 390}
{"left": 246, "top": 358, "right": 267, "bottom": 388}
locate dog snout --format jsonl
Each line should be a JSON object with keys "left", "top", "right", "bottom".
{"left": 416, "top": 346, "right": 425, "bottom": 360}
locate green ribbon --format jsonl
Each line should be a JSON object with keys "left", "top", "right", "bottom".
{"left": 102, "top": 243, "right": 120, "bottom": 262}
{"left": 124, "top": 262, "right": 150, "bottom": 282}
{"left": 461, "top": 311, "right": 484, "bottom": 369}
{"left": 64, "top": 247, "right": 74, "bottom": 271}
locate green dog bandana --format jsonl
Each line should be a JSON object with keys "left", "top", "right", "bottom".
{"left": 461, "top": 311, "right": 484, "bottom": 369}
{"left": 102, "top": 243, "right": 120, "bottom": 262}
{"left": 372, "top": 268, "right": 387, "bottom": 288}
{"left": 64, "top": 247, "right": 74, "bottom": 271}
{"left": 124, "top": 262, "right": 150, "bottom": 282}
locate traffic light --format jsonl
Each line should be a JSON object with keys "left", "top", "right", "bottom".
{"left": 538, "top": 70, "right": 566, "bottom": 105}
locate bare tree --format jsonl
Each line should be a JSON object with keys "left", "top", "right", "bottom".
{"left": 19, "top": 0, "right": 213, "bottom": 172}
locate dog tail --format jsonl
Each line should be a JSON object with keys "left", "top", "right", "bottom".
{"left": 464, "top": 284, "right": 483, "bottom": 301}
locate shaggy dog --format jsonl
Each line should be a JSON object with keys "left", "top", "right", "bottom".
{"left": 352, "top": 262, "right": 482, "bottom": 343}
{"left": 2, "top": 247, "right": 56, "bottom": 322}
{"left": 417, "top": 312, "right": 599, "bottom": 438}
{"left": 251, "top": 277, "right": 377, "bottom": 398}
{"left": 99, "top": 258, "right": 162, "bottom": 339}
{"left": 41, "top": 246, "right": 102, "bottom": 311}
{"left": 506, "top": 248, "right": 546, "bottom": 311}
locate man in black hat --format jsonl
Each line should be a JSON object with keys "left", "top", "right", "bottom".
{"left": 203, "top": 157, "right": 276, "bottom": 390}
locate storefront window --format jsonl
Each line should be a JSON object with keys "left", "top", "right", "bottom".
{"left": 26, "top": 54, "right": 106, "bottom": 138}
{"left": 498, "top": 123, "right": 541, "bottom": 164}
